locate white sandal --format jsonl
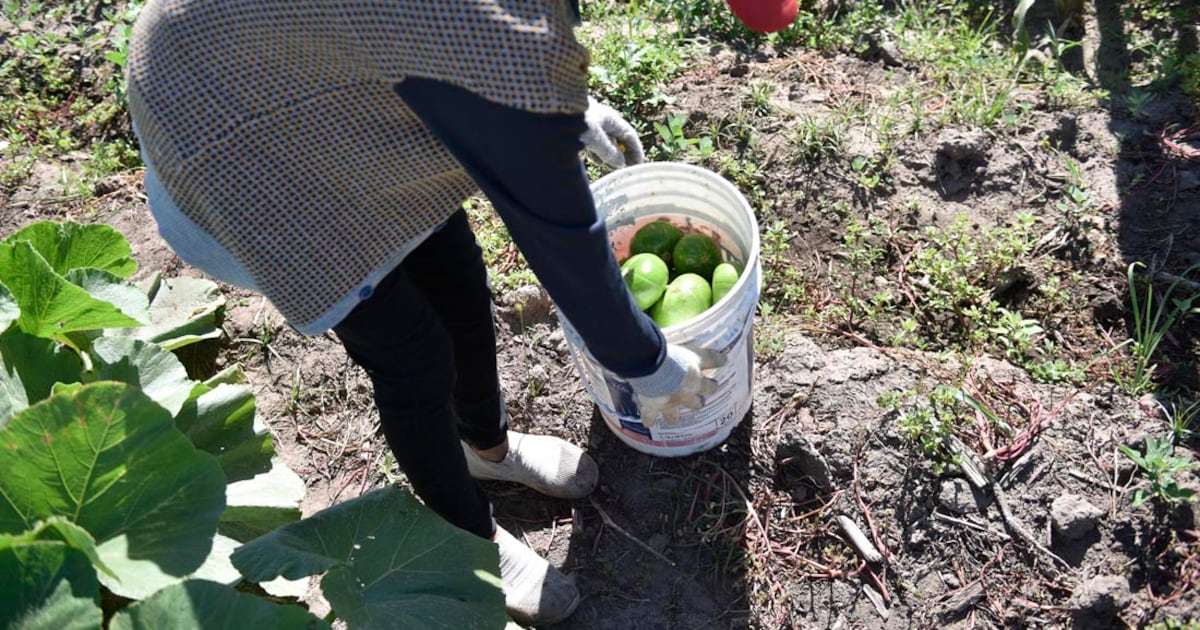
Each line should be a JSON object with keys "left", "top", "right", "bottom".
{"left": 462, "top": 431, "right": 598, "bottom": 499}
{"left": 495, "top": 525, "right": 581, "bottom": 625}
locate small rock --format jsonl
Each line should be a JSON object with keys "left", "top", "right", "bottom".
{"left": 1068, "top": 575, "right": 1130, "bottom": 615}
{"left": 1137, "top": 393, "right": 1168, "bottom": 420}
{"left": 795, "top": 89, "right": 829, "bottom": 103}
{"left": 92, "top": 175, "right": 125, "bottom": 197}
{"left": 503, "top": 285, "right": 552, "bottom": 321}
{"left": 938, "top": 478, "right": 990, "bottom": 514}
{"left": 545, "top": 329, "right": 568, "bottom": 355}
{"left": 937, "top": 128, "right": 989, "bottom": 161}
{"left": 1090, "top": 294, "right": 1123, "bottom": 326}
{"left": 877, "top": 41, "right": 904, "bottom": 67}
{"left": 775, "top": 433, "right": 832, "bottom": 491}
{"left": 939, "top": 582, "right": 984, "bottom": 620}
{"left": 527, "top": 365, "right": 549, "bottom": 389}
{"left": 941, "top": 572, "right": 961, "bottom": 589}
{"left": 1050, "top": 494, "right": 1104, "bottom": 539}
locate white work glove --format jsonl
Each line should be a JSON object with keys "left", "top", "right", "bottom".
{"left": 581, "top": 97, "right": 645, "bottom": 169}
{"left": 627, "top": 344, "right": 725, "bottom": 428}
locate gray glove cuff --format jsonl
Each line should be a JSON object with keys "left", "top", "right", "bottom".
{"left": 626, "top": 345, "right": 689, "bottom": 398}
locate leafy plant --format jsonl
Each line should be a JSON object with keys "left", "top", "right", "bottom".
{"left": 579, "top": 2, "right": 693, "bottom": 116}
{"left": 0, "top": 2, "right": 147, "bottom": 192}
{"left": 887, "top": 386, "right": 964, "bottom": 471}
{"left": 758, "top": 219, "right": 806, "bottom": 310}
{"left": 903, "top": 213, "right": 1037, "bottom": 345}
{"left": 742, "top": 81, "right": 775, "bottom": 116}
{"left": 988, "top": 307, "right": 1044, "bottom": 362}
{"left": 0, "top": 221, "right": 296, "bottom": 596}
{"left": 0, "top": 220, "right": 506, "bottom": 627}
{"left": 850, "top": 154, "right": 892, "bottom": 193}
{"left": 232, "top": 486, "right": 506, "bottom": 629}
{"left": 1119, "top": 436, "right": 1198, "bottom": 507}
{"left": 1145, "top": 618, "right": 1200, "bottom": 630}
{"left": 652, "top": 113, "right": 714, "bottom": 162}
{"left": 1123, "top": 89, "right": 1157, "bottom": 119}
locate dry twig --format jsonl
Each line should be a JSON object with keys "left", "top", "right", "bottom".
{"left": 992, "top": 485, "right": 1072, "bottom": 572}
{"left": 588, "top": 497, "right": 676, "bottom": 567}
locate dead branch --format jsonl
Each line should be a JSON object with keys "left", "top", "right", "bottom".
{"left": 588, "top": 497, "right": 676, "bottom": 567}
{"left": 992, "top": 485, "right": 1072, "bottom": 573}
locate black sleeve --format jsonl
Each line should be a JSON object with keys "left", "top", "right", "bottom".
{"left": 394, "top": 77, "right": 665, "bottom": 378}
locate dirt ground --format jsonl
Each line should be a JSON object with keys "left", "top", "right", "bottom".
{"left": 4, "top": 3, "right": 1200, "bottom": 629}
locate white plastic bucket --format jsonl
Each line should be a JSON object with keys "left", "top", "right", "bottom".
{"left": 559, "top": 162, "right": 761, "bottom": 457}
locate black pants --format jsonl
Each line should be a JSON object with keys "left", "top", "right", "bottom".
{"left": 333, "top": 210, "right": 506, "bottom": 539}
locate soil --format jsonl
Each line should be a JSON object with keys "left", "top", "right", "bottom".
{"left": 3, "top": 3, "right": 1199, "bottom": 629}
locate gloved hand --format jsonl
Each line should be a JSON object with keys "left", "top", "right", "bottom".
{"left": 627, "top": 344, "right": 725, "bottom": 428}
{"left": 581, "top": 97, "right": 645, "bottom": 169}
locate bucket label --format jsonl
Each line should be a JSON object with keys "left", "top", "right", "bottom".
{"left": 645, "top": 329, "right": 752, "bottom": 443}
{"left": 559, "top": 262, "right": 758, "bottom": 456}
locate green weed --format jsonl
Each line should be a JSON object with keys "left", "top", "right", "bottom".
{"left": 704, "top": 109, "right": 758, "bottom": 153}
{"left": 464, "top": 197, "right": 537, "bottom": 292}
{"left": 1162, "top": 399, "right": 1200, "bottom": 442}
{"left": 1119, "top": 436, "right": 1198, "bottom": 507}
{"left": 790, "top": 115, "right": 846, "bottom": 163}
{"left": 754, "top": 302, "right": 788, "bottom": 361}
{"left": 1123, "top": 89, "right": 1158, "bottom": 119}
{"left": 579, "top": 1, "right": 694, "bottom": 117}
{"left": 742, "top": 81, "right": 775, "bottom": 116}
{"left": 758, "top": 219, "right": 806, "bottom": 310}
{"left": 652, "top": 113, "right": 714, "bottom": 162}
{"left": 1144, "top": 620, "right": 1200, "bottom": 630}
{"left": 904, "top": 213, "right": 1037, "bottom": 346}
{"left": 0, "top": 1, "right": 146, "bottom": 192}
{"left": 713, "top": 154, "right": 770, "bottom": 212}
{"left": 989, "top": 307, "right": 1044, "bottom": 363}
{"left": 886, "top": 386, "right": 962, "bottom": 472}
{"left": 849, "top": 153, "right": 893, "bottom": 194}
{"left": 1114, "top": 262, "right": 1200, "bottom": 396}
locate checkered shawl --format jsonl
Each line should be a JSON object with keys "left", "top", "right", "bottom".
{"left": 127, "top": 0, "right": 589, "bottom": 330}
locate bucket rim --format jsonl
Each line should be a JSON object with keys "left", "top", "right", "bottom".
{"left": 592, "top": 161, "right": 762, "bottom": 338}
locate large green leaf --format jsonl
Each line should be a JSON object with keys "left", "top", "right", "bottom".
{"left": 0, "top": 241, "right": 143, "bottom": 337}
{"left": 103, "top": 531, "right": 247, "bottom": 596}
{"left": 0, "top": 517, "right": 115, "bottom": 579}
{"left": 109, "top": 580, "right": 329, "bottom": 630}
{"left": 0, "top": 282, "right": 17, "bottom": 333}
{"left": 66, "top": 268, "right": 150, "bottom": 325}
{"left": 0, "top": 540, "right": 101, "bottom": 630}
{"left": 175, "top": 381, "right": 270, "bottom": 482}
{"left": 219, "top": 459, "right": 304, "bottom": 542}
{"left": 109, "top": 275, "right": 224, "bottom": 350}
{"left": 3, "top": 221, "right": 137, "bottom": 278}
{"left": 0, "top": 382, "right": 227, "bottom": 599}
{"left": 232, "top": 486, "right": 505, "bottom": 630}
{"left": 0, "top": 328, "right": 84, "bottom": 429}
{"left": 87, "top": 336, "right": 192, "bottom": 417}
